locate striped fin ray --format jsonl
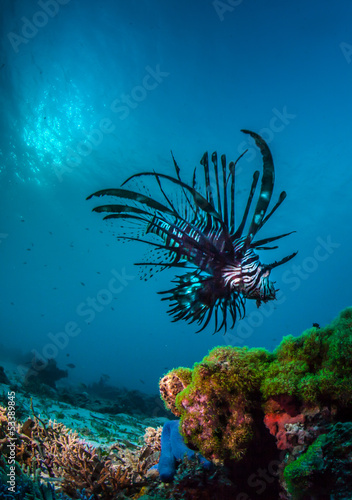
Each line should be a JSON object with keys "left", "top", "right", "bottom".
{"left": 240, "top": 130, "right": 275, "bottom": 244}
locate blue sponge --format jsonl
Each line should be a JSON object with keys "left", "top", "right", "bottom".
{"left": 153, "top": 419, "right": 212, "bottom": 482}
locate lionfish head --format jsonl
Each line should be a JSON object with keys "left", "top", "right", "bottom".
{"left": 222, "top": 258, "right": 276, "bottom": 305}
{"left": 251, "top": 267, "right": 277, "bottom": 305}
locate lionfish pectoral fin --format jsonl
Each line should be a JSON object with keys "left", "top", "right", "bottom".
{"left": 158, "top": 271, "right": 221, "bottom": 331}
{"left": 255, "top": 246, "right": 279, "bottom": 250}
{"left": 87, "top": 188, "right": 176, "bottom": 216}
{"left": 122, "top": 172, "right": 223, "bottom": 222}
{"left": 92, "top": 204, "right": 149, "bottom": 217}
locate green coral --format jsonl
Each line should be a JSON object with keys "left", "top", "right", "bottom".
{"left": 170, "top": 367, "right": 193, "bottom": 386}
{"left": 284, "top": 422, "right": 352, "bottom": 499}
{"left": 262, "top": 307, "right": 352, "bottom": 405}
{"left": 160, "top": 308, "right": 352, "bottom": 463}
{"left": 174, "top": 346, "right": 271, "bottom": 462}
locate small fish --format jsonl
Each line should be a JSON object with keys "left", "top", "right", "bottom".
{"left": 313, "top": 323, "right": 320, "bottom": 329}
{"left": 66, "top": 363, "right": 75, "bottom": 369}
{"left": 80, "top": 282, "right": 85, "bottom": 286}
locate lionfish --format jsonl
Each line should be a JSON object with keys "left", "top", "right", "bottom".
{"left": 87, "top": 130, "right": 297, "bottom": 332}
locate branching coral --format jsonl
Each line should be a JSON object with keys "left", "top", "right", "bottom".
{"left": 143, "top": 426, "right": 162, "bottom": 453}
{"left": 0, "top": 405, "right": 162, "bottom": 498}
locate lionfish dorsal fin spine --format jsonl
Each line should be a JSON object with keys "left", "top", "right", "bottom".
{"left": 233, "top": 170, "right": 260, "bottom": 240}
{"left": 266, "top": 251, "right": 298, "bottom": 270}
{"left": 251, "top": 230, "right": 296, "bottom": 248}
{"left": 221, "top": 154, "right": 228, "bottom": 227}
{"left": 200, "top": 152, "right": 215, "bottom": 208}
{"left": 256, "top": 190, "right": 287, "bottom": 232}
{"left": 228, "top": 149, "right": 247, "bottom": 234}
{"left": 211, "top": 152, "right": 222, "bottom": 216}
{"left": 229, "top": 160, "right": 235, "bottom": 233}
{"left": 241, "top": 130, "right": 275, "bottom": 244}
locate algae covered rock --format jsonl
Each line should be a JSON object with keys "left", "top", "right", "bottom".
{"left": 161, "top": 346, "right": 271, "bottom": 462}
{"left": 159, "top": 307, "right": 352, "bottom": 497}
{"left": 262, "top": 306, "right": 352, "bottom": 407}
{"left": 283, "top": 422, "right": 352, "bottom": 499}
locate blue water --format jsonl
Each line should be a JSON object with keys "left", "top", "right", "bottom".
{"left": 1, "top": 0, "right": 351, "bottom": 394}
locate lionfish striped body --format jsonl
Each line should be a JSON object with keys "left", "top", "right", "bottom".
{"left": 87, "top": 130, "right": 297, "bottom": 332}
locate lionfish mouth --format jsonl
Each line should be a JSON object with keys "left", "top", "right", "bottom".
{"left": 87, "top": 130, "right": 297, "bottom": 333}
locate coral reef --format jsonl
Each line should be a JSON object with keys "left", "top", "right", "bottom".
{"left": 162, "top": 346, "right": 271, "bottom": 463}
{"left": 0, "top": 366, "right": 10, "bottom": 385}
{"left": 1, "top": 307, "right": 351, "bottom": 499}
{"left": 0, "top": 404, "right": 161, "bottom": 498}
{"left": 25, "top": 358, "right": 68, "bottom": 389}
{"left": 159, "top": 307, "right": 352, "bottom": 498}
{"left": 144, "top": 426, "right": 162, "bottom": 453}
{"left": 283, "top": 422, "right": 352, "bottom": 499}
{"left": 0, "top": 457, "right": 94, "bottom": 500}
{"left": 262, "top": 307, "right": 352, "bottom": 407}
{"left": 159, "top": 368, "right": 192, "bottom": 417}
